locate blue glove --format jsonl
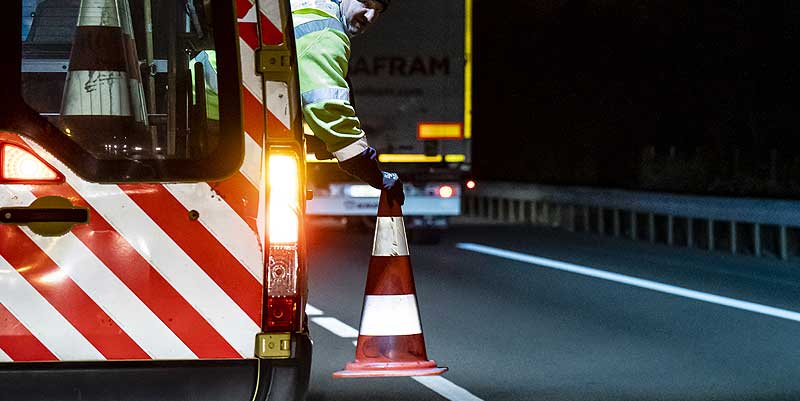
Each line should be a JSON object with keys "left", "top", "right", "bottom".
{"left": 382, "top": 171, "right": 405, "bottom": 206}
{"left": 339, "top": 147, "right": 404, "bottom": 205}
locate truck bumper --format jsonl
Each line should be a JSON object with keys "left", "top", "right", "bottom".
{"left": 0, "top": 333, "right": 313, "bottom": 401}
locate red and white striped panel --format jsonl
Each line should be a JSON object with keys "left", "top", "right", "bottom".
{"left": 0, "top": 0, "right": 292, "bottom": 362}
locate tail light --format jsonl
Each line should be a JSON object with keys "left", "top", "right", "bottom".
{"left": 466, "top": 180, "right": 476, "bottom": 190}
{"left": 265, "top": 150, "right": 303, "bottom": 332}
{"left": 0, "top": 142, "right": 63, "bottom": 184}
{"left": 438, "top": 185, "right": 455, "bottom": 198}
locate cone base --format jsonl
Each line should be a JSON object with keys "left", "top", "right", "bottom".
{"left": 333, "top": 360, "right": 447, "bottom": 378}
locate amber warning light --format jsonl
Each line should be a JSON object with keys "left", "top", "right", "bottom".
{"left": 0, "top": 143, "right": 63, "bottom": 184}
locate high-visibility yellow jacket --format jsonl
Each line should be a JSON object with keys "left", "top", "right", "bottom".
{"left": 190, "top": 50, "right": 219, "bottom": 121}
{"left": 291, "top": 0, "right": 368, "bottom": 161}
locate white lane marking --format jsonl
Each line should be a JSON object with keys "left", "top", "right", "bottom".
{"left": 310, "top": 317, "right": 359, "bottom": 338}
{"left": 458, "top": 243, "right": 800, "bottom": 323}
{"left": 165, "top": 183, "right": 263, "bottom": 281}
{"left": 0, "top": 255, "right": 103, "bottom": 360}
{"left": 0, "top": 347, "right": 11, "bottom": 361}
{"left": 305, "top": 304, "right": 324, "bottom": 316}
{"left": 26, "top": 140, "right": 261, "bottom": 357}
{"left": 360, "top": 295, "right": 422, "bottom": 336}
{"left": 413, "top": 376, "right": 485, "bottom": 401}
{"left": 310, "top": 310, "right": 483, "bottom": 401}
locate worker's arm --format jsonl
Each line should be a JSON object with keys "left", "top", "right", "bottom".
{"left": 297, "top": 27, "right": 367, "bottom": 160}
{"left": 297, "top": 24, "right": 403, "bottom": 205}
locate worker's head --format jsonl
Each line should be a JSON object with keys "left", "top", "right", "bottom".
{"left": 340, "top": 0, "right": 388, "bottom": 37}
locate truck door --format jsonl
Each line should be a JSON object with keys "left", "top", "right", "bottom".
{"left": 0, "top": 1, "right": 309, "bottom": 400}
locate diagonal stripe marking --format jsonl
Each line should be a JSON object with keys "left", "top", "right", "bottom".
{"left": 0, "top": 347, "right": 11, "bottom": 362}
{"left": 457, "top": 243, "right": 800, "bottom": 323}
{"left": 25, "top": 183, "right": 239, "bottom": 359}
{"left": 0, "top": 304, "right": 57, "bottom": 361}
{"left": 165, "top": 183, "right": 263, "bottom": 281}
{"left": 0, "top": 254, "right": 103, "bottom": 360}
{"left": 6, "top": 185, "right": 193, "bottom": 359}
{"left": 24, "top": 142, "right": 261, "bottom": 358}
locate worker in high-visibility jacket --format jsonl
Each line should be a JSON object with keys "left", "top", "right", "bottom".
{"left": 292, "top": 0, "right": 404, "bottom": 205}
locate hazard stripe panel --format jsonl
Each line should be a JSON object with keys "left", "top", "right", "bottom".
{"left": 6, "top": 187, "right": 195, "bottom": 359}
{"left": 0, "top": 224, "right": 149, "bottom": 359}
{"left": 164, "top": 183, "right": 263, "bottom": 281}
{"left": 0, "top": 346, "right": 12, "bottom": 362}
{"left": 23, "top": 183, "right": 240, "bottom": 359}
{"left": 25, "top": 146, "right": 260, "bottom": 358}
{"left": 0, "top": 254, "right": 103, "bottom": 360}
{"left": 0, "top": 304, "right": 57, "bottom": 362}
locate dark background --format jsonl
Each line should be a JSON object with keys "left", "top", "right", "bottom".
{"left": 472, "top": 0, "right": 800, "bottom": 199}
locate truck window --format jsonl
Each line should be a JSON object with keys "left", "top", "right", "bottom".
{"left": 16, "top": 0, "right": 242, "bottom": 182}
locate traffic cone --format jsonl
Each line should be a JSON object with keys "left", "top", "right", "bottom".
{"left": 117, "top": 0, "right": 148, "bottom": 130}
{"left": 60, "top": 0, "right": 144, "bottom": 155}
{"left": 333, "top": 192, "right": 448, "bottom": 378}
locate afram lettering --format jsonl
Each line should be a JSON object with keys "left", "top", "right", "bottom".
{"left": 351, "top": 56, "right": 450, "bottom": 77}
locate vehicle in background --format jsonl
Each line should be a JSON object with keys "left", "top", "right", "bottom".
{"left": 306, "top": 0, "right": 473, "bottom": 243}
{"left": 1, "top": 1, "right": 310, "bottom": 400}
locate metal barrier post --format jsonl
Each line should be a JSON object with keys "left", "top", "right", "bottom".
{"left": 630, "top": 211, "right": 637, "bottom": 240}
{"left": 754, "top": 223, "right": 761, "bottom": 257}
{"left": 598, "top": 207, "right": 605, "bottom": 234}
{"left": 687, "top": 217, "right": 694, "bottom": 248}
{"left": 780, "top": 225, "right": 788, "bottom": 261}
{"left": 667, "top": 215, "right": 674, "bottom": 246}
{"left": 648, "top": 213, "right": 655, "bottom": 244}
{"left": 730, "top": 221, "right": 737, "bottom": 254}
{"left": 708, "top": 219, "right": 715, "bottom": 251}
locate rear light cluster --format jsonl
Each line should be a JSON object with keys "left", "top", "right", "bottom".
{"left": 265, "top": 150, "right": 303, "bottom": 332}
{"left": 0, "top": 142, "right": 63, "bottom": 184}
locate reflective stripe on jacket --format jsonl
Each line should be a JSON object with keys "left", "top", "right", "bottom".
{"left": 291, "top": 0, "right": 368, "bottom": 161}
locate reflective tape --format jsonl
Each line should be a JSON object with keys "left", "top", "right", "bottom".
{"left": 301, "top": 87, "right": 350, "bottom": 106}
{"left": 61, "top": 71, "right": 132, "bottom": 116}
{"left": 77, "top": 0, "right": 121, "bottom": 27}
{"left": 359, "top": 295, "right": 422, "bottom": 336}
{"left": 333, "top": 137, "right": 369, "bottom": 162}
{"left": 372, "top": 217, "right": 409, "bottom": 256}
{"left": 0, "top": 347, "right": 11, "bottom": 362}
{"left": 294, "top": 17, "right": 344, "bottom": 40}
{"left": 0, "top": 255, "right": 103, "bottom": 360}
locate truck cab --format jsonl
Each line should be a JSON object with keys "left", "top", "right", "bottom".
{"left": 0, "top": 1, "right": 311, "bottom": 400}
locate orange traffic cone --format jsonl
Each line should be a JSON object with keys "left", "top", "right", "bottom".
{"left": 333, "top": 192, "right": 448, "bottom": 378}
{"left": 60, "top": 0, "right": 146, "bottom": 155}
{"left": 117, "top": 0, "right": 148, "bottom": 130}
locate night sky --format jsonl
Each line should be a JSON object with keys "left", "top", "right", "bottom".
{"left": 472, "top": 1, "right": 800, "bottom": 199}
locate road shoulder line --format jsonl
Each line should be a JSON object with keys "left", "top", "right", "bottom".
{"left": 457, "top": 242, "right": 800, "bottom": 323}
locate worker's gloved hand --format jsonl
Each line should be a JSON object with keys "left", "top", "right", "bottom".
{"left": 339, "top": 147, "right": 405, "bottom": 205}
{"left": 382, "top": 171, "right": 405, "bottom": 206}
{"left": 305, "top": 135, "right": 335, "bottom": 160}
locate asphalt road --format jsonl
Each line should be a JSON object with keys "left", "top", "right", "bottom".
{"left": 303, "top": 220, "right": 800, "bottom": 401}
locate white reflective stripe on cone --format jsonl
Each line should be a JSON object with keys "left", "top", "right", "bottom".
{"left": 372, "top": 217, "right": 409, "bottom": 256}
{"left": 62, "top": 71, "right": 132, "bottom": 116}
{"left": 359, "top": 294, "right": 422, "bottom": 336}
{"left": 0, "top": 255, "right": 103, "bottom": 360}
{"left": 78, "top": 0, "right": 122, "bottom": 27}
